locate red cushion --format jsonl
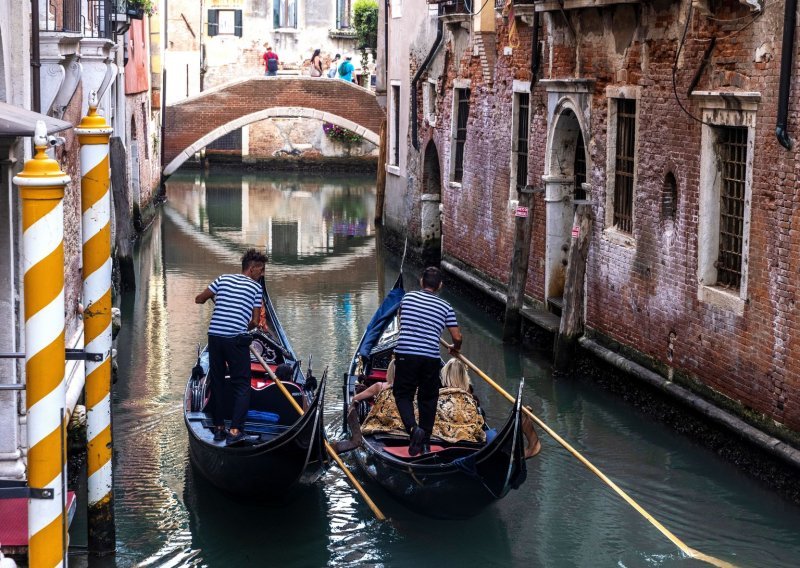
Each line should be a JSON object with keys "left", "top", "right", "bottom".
{"left": 369, "top": 369, "right": 387, "bottom": 380}
{"left": 382, "top": 445, "right": 445, "bottom": 458}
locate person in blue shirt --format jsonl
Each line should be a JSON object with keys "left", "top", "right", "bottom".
{"left": 338, "top": 55, "right": 356, "bottom": 83}
{"left": 195, "top": 249, "right": 267, "bottom": 445}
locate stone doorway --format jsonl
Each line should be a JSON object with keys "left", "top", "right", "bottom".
{"left": 421, "top": 141, "right": 442, "bottom": 265}
{"left": 544, "top": 106, "right": 588, "bottom": 312}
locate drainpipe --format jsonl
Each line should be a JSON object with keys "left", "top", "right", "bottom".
{"left": 776, "top": 0, "right": 796, "bottom": 150}
{"left": 384, "top": 0, "right": 389, "bottom": 89}
{"left": 31, "top": 0, "right": 41, "bottom": 112}
{"left": 530, "top": 12, "right": 540, "bottom": 84}
{"left": 411, "top": 12, "right": 444, "bottom": 151}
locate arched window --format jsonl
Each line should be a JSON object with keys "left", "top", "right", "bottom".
{"left": 662, "top": 171, "right": 677, "bottom": 220}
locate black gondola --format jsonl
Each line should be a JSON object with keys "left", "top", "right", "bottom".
{"left": 184, "top": 277, "right": 328, "bottom": 499}
{"left": 342, "top": 275, "right": 528, "bottom": 518}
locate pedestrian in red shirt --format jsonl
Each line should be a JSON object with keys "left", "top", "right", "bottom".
{"left": 264, "top": 46, "right": 279, "bottom": 76}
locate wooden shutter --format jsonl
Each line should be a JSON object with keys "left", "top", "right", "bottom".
{"left": 208, "top": 9, "right": 219, "bottom": 37}
{"left": 234, "top": 10, "right": 243, "bottom": 37}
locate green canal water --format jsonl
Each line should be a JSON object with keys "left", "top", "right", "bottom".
{"left": 73, "top": 170, "right": 800, "bottom": 567}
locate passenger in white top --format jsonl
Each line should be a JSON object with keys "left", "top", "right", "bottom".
{"left": 195, "top": 248, "right": 267, "bottom": 446}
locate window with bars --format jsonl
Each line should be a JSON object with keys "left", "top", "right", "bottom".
{"left": 613, "top": 98, "right": 636, "bottom": 233}
{"left": 716, "top": 126, "right": 747, "bottom": 290}
{"left": 574, "top": 130, "right": 586, "bottom": 200}
{"left": 513, "top": 92, "right": 530, "bottom": 192}
{"left": 453, "top": 88, "right": 470, "bottom": 183}
{"left": 337, "top": 0, "right": 352, "bottom": 28}
{"left": 662, "top": 171, "right": 677, "bottom": 220}
{"left": 391, "top": 85, "right": 400, "bottom": 166}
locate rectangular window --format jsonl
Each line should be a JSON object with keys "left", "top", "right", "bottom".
{"left": 453, "top": 88, "right": 470, "bottom": 183}
{"left": 423, "top": 80, "right": 437, "bottom": 125}
{"left": 391, "top": 0, "right": 403, "bottom": 18}
{"left": 613, "top": 98, "right": 636, "bottom": 233}
{"left": 391, "top": 85, "right": 400, "bottom": 166}
{"left": 208, "top": 9, "right": 242, "bottom": 37}
{"left": 337, "top": 0, "right": 352, "bottom": 28}
{"left": 512, "top": 92, "right": 530, "bottom": 192}
{"left": 716, "top": 126, "right": 748, "bottom": 290}
{"left": 274, "top": 0, "right": 297, "bottom": 28}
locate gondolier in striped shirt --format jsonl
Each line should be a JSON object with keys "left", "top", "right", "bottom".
{"left": 195, "top": 249, "right": 267, "bottom": 445}
{"left": 394, "top": 266, "right": 463, "bottom": 456}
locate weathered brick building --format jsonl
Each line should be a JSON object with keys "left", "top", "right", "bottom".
{"left": 382, "top": 0, "right": 800, "bottom": 442}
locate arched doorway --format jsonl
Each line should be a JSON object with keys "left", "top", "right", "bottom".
{"left": 543, "top": 105, "right": 589, "bottom": 309}
{"left": 421, "top": 141, "right": 442, "bottom": 265}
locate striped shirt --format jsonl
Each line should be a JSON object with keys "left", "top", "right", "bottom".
{"left": 207, "top": 274, "right": 262, "bottom": 337}
{"left": 395, "top": 290, "right": 458, "bottom": 358}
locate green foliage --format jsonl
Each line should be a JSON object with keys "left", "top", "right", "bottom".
{"left": 353, "top": 0, "right": 378, "bottom": 51}
{"left": 129, "top": 0, "right": 157, "bottom": 15}
{"left": 323, "top": 122, "right": 363, "bottom": 145}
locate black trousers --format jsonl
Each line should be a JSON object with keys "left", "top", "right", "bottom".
{"left": 394, "top": 354, "right": 441, "bottom": 437}
{"left": 208, "top": 334, "right": 251, "bottom": 431}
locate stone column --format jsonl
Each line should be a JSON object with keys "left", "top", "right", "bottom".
{"left": 79, "top": 38, "right": 115, "bottom": 117}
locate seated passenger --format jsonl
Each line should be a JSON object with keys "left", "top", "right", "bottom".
{"left": 354, "top": 359, "right": 394, "bottom": 403}
{"left": 274, "top": 363, "right": 293, "bottom": 382}
{"left": 435, "top": 359, "right": 486, "bottom": 444}
{"left": 360, "top": 361, "right": 406, "bottom": 436}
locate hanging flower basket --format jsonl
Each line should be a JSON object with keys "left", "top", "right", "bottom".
{"left": 323, "top": 122, "right": 363, "bottom": 144}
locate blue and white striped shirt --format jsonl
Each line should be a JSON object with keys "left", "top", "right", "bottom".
{"left": 395, "top": 290, "right": 458, "bottom": 358}
{"left": 207, "top": 274, "right": 262, "bottom": 337}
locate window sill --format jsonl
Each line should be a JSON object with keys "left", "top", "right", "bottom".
{"left": 448, "top": 181, "right": 462, "bottom": 189}
{"left": 385, "top": 164, "right": 400, "bottom": 176}
{"left": 274, "top": 27, "right": 299, "bottom": 34}
{"left": 698, "top": 285, "right": 745, "bottom": 316}
{"left": 602, "top": 227, "right": 635, "bottom": 248}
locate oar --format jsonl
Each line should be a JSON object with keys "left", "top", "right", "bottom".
{"left": 440, "top": 339, "right": 734, "bottom": 568}
{"left": 249, "top": 345, "right": 386, "bottom": 521}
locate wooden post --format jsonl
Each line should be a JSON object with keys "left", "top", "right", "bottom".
{"left": 553, "top": 202, "right": 593, "bottom": 371}
{"left": 374, "top": 117, "right": 387, "bottom": 225}
{"left": 503, "top": 186, "right": 535, "bottom": 342}
{"left": 110, "top": 137, "right": 136, "bottom": 291}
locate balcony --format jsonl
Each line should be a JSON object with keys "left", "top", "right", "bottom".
{"left": 427, "top": 0, "right": 473, "bottom": 25}
{"left": 40, "top": 0, "right": 82, "bottom": 34}
{"left": 526, "top": 0, "right": 640, "bottom": 12}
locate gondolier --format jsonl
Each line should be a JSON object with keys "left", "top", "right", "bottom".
{"left": 195, "top": 248, "right": 267, "bottom": 445}
{"left": 395, "top": 266, "right": 462, "bottom": 456}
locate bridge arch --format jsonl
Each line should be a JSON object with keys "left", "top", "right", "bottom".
{"left": 162, "top": 77, "right": 384, "bottom": 177}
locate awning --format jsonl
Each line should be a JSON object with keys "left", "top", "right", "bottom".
{"left": 0, "top": 101, "right": 72, "bottom": 138}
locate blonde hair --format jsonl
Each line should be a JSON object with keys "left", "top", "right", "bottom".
{"left": 440, "top": 359, "right": 470, "bottom": 390}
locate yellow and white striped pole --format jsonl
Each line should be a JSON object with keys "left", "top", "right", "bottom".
{"left": 75, "top": 92, "right": 116, "bottom": 555}
{"left": 13, "top": 120, "right": 71, "bottom": 567}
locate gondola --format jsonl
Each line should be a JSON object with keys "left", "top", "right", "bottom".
{"left": 184, "top": 276, "right": 328, "bottom": 499}
{"left": 342, "top": 275, "right": 528, "bottom": 519}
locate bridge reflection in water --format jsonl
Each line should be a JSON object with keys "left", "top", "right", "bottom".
{"left": 97, "top": 169, "right": 800, "bottom": 568}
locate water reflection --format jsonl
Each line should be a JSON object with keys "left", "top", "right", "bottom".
{"left": 101, "top": 170, "right": 800, "bottom": 568}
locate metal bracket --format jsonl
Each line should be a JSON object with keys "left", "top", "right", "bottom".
{"left": 0, "top": 480, "right": 54, "bottom": 500}
{"left": 0, "top": 349, "right": 102, "bottom": 362}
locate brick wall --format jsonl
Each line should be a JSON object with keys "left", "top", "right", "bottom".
{"left": 416, "top": 2, "right": 800, "bottom": 433}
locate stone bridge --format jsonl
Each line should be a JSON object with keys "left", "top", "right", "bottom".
{"left": 162, "top": 77, "right": 385, "bottom": 176}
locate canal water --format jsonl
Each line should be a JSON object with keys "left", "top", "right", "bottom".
{"left": 85, "top": 170, "right": 800, "bottom": 567}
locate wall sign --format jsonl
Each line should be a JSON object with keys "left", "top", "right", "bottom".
{"left": 571, "top": 226, "right": 580, "bottom": 238}
{"left": 515, "top": 206, "right": 528, "bottom": 218}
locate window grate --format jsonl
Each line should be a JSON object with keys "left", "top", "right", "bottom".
{"left": 613, "top": 99, "right": 636, "bottom": 233}
{"left": 717, "top": 126, "right": 747, "bottom": 290}
{"left": 574, "top": 130, "right": 586, "bottom": 200}
{"left": 454, "top": 88, "right": 470, "bottom": 183}
{"left": 392, "top": 85, "right": 400, "bottom": 166}
{"left": 515, "top": 93, "right": 530, "bottom": 191}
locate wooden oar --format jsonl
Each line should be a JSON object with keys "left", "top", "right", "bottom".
{"left": 249, "top": 346, "right": 386, "bottom": 521}
{"left": 440, "top": 339, "right": 734, "bottom": 568}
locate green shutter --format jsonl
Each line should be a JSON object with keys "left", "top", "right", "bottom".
{"left": 208, "top": 9, "right": 218, "bottom": 37}
{"left": 234, "top": 10, "right": 243, "bottom": 37}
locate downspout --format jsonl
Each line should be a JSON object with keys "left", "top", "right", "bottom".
{"left": 160, "top": 0, "right": 169, "bottom": 185}
{"left": 411, "top": 12, "right": 444, "bottom": 151}
{"left": 384, "top": 0, "right": 389, "bottom": 90}
{"left": 530, "top": 12, "right": 540, "bottom": 84}
{"left": 776, "top": 0, "right": 796, "bottom": 150}
{"left": 31, "top": 0, "right": 41, "bottom": 112}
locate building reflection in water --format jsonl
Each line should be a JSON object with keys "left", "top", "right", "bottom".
{"left": 164, "top": 171, "right": 376, "bottom": 264}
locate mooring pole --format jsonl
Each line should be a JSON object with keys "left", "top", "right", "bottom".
{"left": 76, "top": 93, "right": 116, "bottom": 555}
{"left": 503, "top": 186, "right": 535, "bottom": 342}
{"left": 553, "top": 202, "right": 593, "bottom": 371}
{"left": 375, "top": 117, "right": 387, "bottom": 225}
{"left": 14, "top": 121, "right": 71, "bottom": 567}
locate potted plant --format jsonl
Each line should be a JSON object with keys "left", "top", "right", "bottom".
{"left": 126, "top": 0, "right": 156, "bottom": 19}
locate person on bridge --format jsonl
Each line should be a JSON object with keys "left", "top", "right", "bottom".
{"left": 309, "top": 48, "right": 323, "bottom": 77}
{"left": 327, "top": 53, "right": 341, "bottom": 78}
{"left": 264, "top": 46, "right": 280, "bottom": 76}
{"left": 338, "top": 55, "right": 356, "bottom": 84}
{"left": 394, "top": 267, "right": 462, "bottom": 456}
{"left": 195, "top": 249, "right": 267, "bottom": 446}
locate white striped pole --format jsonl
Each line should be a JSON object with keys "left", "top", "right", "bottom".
{"left": 75, "top": 92, "right": 116, "bottom": 555}
{"left": 13, "top": 121, "right": 71, "bottom": 567}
